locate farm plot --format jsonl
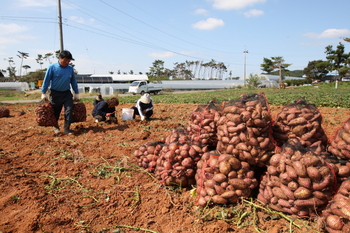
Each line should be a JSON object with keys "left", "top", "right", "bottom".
{"left": 0, "top": 101, "right": 350, "bottom": 233}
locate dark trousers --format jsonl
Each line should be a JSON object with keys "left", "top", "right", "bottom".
{"left": 131, "top": 107, "right": 153, "bottom": 118}
{"left": 50, "top": 89, "right": 73, "bottom": 129}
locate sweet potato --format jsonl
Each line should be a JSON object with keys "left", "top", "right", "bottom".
{"left": 236, "top": 142, "right": 249, "bottom": 151}
{"left": 272, "top": 187, "right": 288, "bottom": 200}
{"left": 220, "top": 190, "right": 236, "bottom": 199}
{"left": 325, "top": 214, "right": 344, "bottom": 231}
{"left": 288, "top": 117, "right": 307, "bottom": 126}
{"left": 297, "top": 177, "right": 312, "bottom": 189}
{"left": 293, "top": 187, "right": 312, "bottom": 199}
{"left": 212, "top": 195, "right": 228, "bottom": 204}
{"left": 307, "top": 166, "right": 322, "bottom": 182}
{"left": 229, "top": 178, "right": 247, "bottom": 190}
{"left": 213, "top": 173, "right": 227, "bottom": 183}
{"left": 330, "top": 201, "right": 350, "bottom": 218}
{"left": 286, "top": 165, "right": 298, "bottom": 179}
{"left": 288, "top": 181, "right": 298, "bottom": 191}
{"left": 278, "top": 199, "right": 292, "bottom": 208}
{"left": 280, "top": 183, "right": 295, "bottom": 200}
{"left": 302, "top": 155, "right": 321, "bottom": 167}
{"left": 267, "top": 166, "right": 278, "bottom": 176}
{"left": 294, "top": 197, "right": 326, "bottom": 207}
{"left": 219, "top": 161, "right": 231, "bottom": 175}
{"left": 259, "top": 137, "right": 271, "bottom": 149}
{"left": 269, "top": 153, "right": 281, "bottom": 167}
{"left": 341, "top": 130, "right": 350, "bottom": 144}
{"left": 312, "top": 175, "right": 332, "bottom": 191}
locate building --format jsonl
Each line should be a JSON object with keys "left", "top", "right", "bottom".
{"left": 76, "top": 74, "right": 148, "bottom": 84}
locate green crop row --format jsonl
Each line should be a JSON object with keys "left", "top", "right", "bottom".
{"left": 110, "top": 86, "right": 350, "bottom": 108}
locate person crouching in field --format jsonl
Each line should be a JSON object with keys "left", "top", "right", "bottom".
{"left": 92, "top": 97, "right": 119, "bottom": 123}
{"left": 131, "top": 93, "right": 154, "bottom": 121}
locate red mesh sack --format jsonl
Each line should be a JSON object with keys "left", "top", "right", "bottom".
{"left": 258, "top": 141, "right": 337, "bottom": 218}
{"left": 0, "top": 107, "right": 10, "bottom": 118}
{"left": 321, "top": 178, "right": 350, "bottom": 232}
{"left": 328, "top": 117, "right": 350, "bottom": 160}
{"left": 272, "top": 97, "right": 328, "bottom": 150}
{"left": 195, "top": 151, "right": 258, "bottom": 207}
{"left": 187, "top": 100, "right": 221, "bottom": 149}
{"left": 35, "top": 101, "right": 58, "bottom": 127}
{"left": 216, "top": 93, "right": 275, "bottom": 167}
{"left": 73, "top": 102, "right": 86, "bottom": 122}
{"left": 134, "top": 141, "right": 165, "bottom": 173}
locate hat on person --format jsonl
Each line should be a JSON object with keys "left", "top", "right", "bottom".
{"left": 140, "top": 93, "right": 151, "bottom": 104}
{"left": 96, "top": 94, "right": 103, "bottom": 101}
{"left": 59, "top": 50, "right": 75, "bottom": 60}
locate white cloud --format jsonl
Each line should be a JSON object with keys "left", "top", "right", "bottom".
{"left": 16, "top": 0, "right": 56, "bottom": 7}
{"left": 210, "top": 0, "right": 266, "bottom": 10}
{"left": 194, "top": 8, "right": 209, "bottom": 15}
{"left": 244, "top": 9, "right": 264, "bottom": 17}
{"left": 148, "top": 51, "right": 175, "bottom": 58}
{"left": 192, "top": 18, "right": 224, "bottom": 30}
{"left": 69, "top": 16, "right": 85, "bottom": 24}
{"left": 0, "top": 23, "right": 28, "bottom": 35}
{"left": 303, "top": 29, "right": 350, "bottom": 39}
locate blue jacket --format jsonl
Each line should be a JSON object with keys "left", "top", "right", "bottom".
{"left": 42, "top": 62, "right": 78, "bottom": 94}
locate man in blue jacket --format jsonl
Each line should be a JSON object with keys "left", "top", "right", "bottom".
{"left": 41, "top": 50, "right": 79, "bottom": 135}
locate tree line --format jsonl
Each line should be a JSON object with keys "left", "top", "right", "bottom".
{"left": 1, "top": 39, "right": 349, "bottom": 88}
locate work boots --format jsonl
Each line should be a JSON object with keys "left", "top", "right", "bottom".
{"left": 64, "top": 121, "right": 73, "bottom": 135}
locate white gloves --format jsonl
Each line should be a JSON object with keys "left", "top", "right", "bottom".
{"left": 141, "top": 116, "right": 145, "bottom": 121}
{"left": 74, "top": 94, "right": 79, "bottom": 101}
{"left": 41, "top": 93, "right": 48, "bottom": 101}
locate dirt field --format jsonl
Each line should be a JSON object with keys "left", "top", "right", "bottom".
{"left": 0, "top": 101, "right": 349, "bottom": 233}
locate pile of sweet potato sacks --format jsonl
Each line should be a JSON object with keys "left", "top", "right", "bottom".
{"left": 134, "top": 93, "right": 350, "bottom": 232}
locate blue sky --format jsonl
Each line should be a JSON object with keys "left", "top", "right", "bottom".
{"left": 1, "top": 0, "right": 350, "bottom": 78}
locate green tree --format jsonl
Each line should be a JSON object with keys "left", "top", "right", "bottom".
{"left": 148, "top": 60, "right": 165, "bottom": 80}
{"left": 303, "top": 60, "right": 329, "bottom": 82}
{"left": 325, "top": 42, "right": 350, "bottom": 87}
{"left": 173, "top": 62, "right": 193, "bottom": 80}
{"left": 261, "top": 56, "right": 291, "bottom": 88}
{"left": 36, "top": 54, "right": 44, "bottom": 70}
{"left": 21, "top": 69, "right": 45, "bottom": 86}
{"left": 0, "top": 69, "right": 5, "bottom": 78}
{"left": 17, "top": 51, "right": 29, "bottom": 78}
{"left": 22, "top": 65, "right": 31, "bottom": 75}
{"left": 246, "top": 73, "right": 266, "bottom": 88}
{"left": 44, "top": 53, "right": 54, "bottom": 65}
{"left": 6, "top": 57, "right": 16, "bottom": 79}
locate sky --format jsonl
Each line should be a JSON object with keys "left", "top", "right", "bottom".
{"left": 1, "top": 0, "right": 350, "bottom": 79}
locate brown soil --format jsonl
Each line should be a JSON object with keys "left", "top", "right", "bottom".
{"left": 0, "top": 102, "right": 349, "bottom": 233}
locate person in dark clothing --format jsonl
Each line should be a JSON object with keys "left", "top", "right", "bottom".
{"left": 93, "top": 94, "right": 103, "bottom": 106}
{"left": 131, "top": 93, "right": 154, "bottom": 121}
{"left": 41, "top": 50, "right": 79, "bottom": 135}
{"left": 92, "top": 97, "right": 119, "bottom": 123}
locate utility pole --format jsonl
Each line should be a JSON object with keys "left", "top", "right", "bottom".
{"left": 57, "top": 0, "right": 64, "bottom": 52}
{"left": 243, "top": 48, "right": 248, "bottom": 86}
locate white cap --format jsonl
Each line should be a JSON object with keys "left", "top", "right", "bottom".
{"left": 140, "top": 93, "right": 151, "bottom": 104}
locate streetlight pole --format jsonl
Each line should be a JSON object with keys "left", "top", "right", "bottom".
{"left": 57, "top": 0, "right": 64, "bottom": 52}
{"left": 243, "top": 48, "right": 248, "bottom": 86}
